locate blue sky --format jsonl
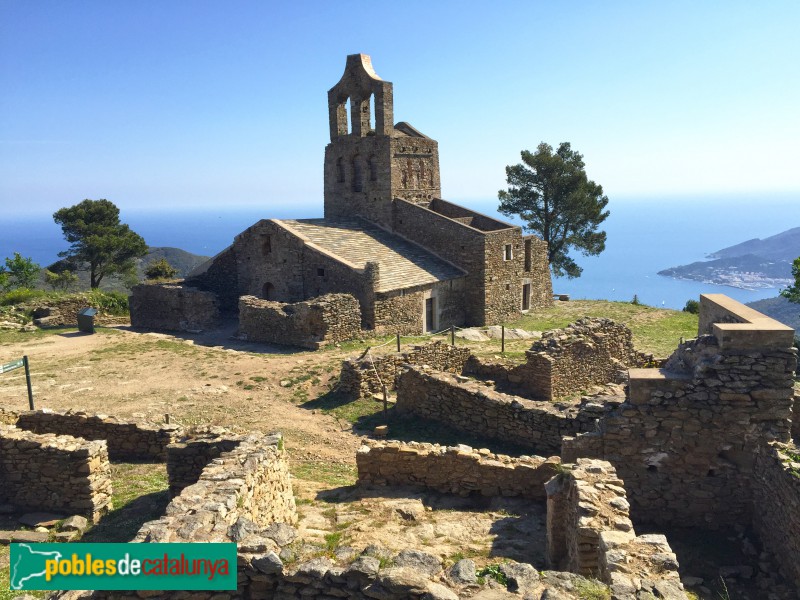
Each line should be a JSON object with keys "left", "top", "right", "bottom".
{"left": 1, "top": 1, "right": 798, "bottom": 216}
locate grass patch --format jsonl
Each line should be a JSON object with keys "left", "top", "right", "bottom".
{"left": 302, "top": 391, "right": 384, "bottom": 424}
{"left": 575, "top": 579, "right": 611, "bottom": 600}
{"left": 507, "top": 300, "right": 698, "bottom": 357}
{"left": 292, "top": 460, "right": 357, "bottom": 487}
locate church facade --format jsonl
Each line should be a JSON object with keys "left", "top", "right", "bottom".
{"left": 187, "top": 54, "right": 552, "bottom": 334}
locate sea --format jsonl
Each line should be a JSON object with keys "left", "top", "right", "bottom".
{"left": 2, "top": 195, "right": 798, "bottom": 311}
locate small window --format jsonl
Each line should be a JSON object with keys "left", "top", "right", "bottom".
{"left": 317, "top": 268, "right": 325, "bottom": 277}
{"left": 263, "top": 235, "right": 272, "bottom": 255}
{"left": 504, "top": 244, "right": 513, "bottom": 260}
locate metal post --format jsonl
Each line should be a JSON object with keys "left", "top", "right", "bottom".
{"left": 382, "top": 385, "right": 388, "bottom": 421}
{"left": 501, "top": 325, "right": 505, "bottom": 354}
{"left": 450, "top": 325, "right": 455, "bottom": 346}
{"left": 23, "top": 355, "right": 34, "bottom": 410}
{"left": 396, "top": 333, "right": 401, "bottom": 353}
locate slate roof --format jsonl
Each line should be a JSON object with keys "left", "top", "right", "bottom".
{"left": 274, "top": 218, "right": 465, "bottom": 293}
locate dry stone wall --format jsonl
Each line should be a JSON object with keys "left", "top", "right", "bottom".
{"left": 395, "top": 367, "right": 609, "bottom": 455}
{"left": 356, "top": 440, "right": 560, "bottom": 500}
{"left": 238, "top": 293, "right": 361, "bottom": 349}
{"left": 752, "top": 442, "right": 800, "bottom": 590}
{"left": 166, "top": 427, "right": 247, "bottom": 496}
{"left": 136, "top": 432, "right": 296, "bottom": 543}
{"left": 15, "top": 410, "right": 182, "bottom": 461}
{"left": 546, "top": 458, "right": 687, "bottom": 600}
{"left": 793, "top": 387, "right": 799, "bottom": 443}
{"left": 563, "top": 295, "right": 797, "bottom": 528}
{"left": 339, "top": 340, "right": 472, "bottom": 397}
{"left": 0, "top": 425, "right": 112, "bottom": 522}
{"left": 129, "top": 283, "right": 221, "bottom": 332}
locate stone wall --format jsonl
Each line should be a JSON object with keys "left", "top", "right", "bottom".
{"left": 0, "top": 425, "right": 112, "bottom": 522}
{"left": 339, "top": 340, "right": 472, "bottom": 397}
{"left": 238, "top": 293, "right": 362, "bottom": 349}
{"left": 15, "top": 410, "right": 182, "bottom": 461}
{"left": 21, "top": 294, "right": 129, "bottom": 328}
{"left": 166, "top": 428, "right": 247, "bottom": 496}
{"left": 563, "top": 294, "right": 797, "bottom": 528}
{"left": 356, "top": 440, "right": 560, "bottom": 500}
{"left": 793, "top": 387, "right": 799, "bottom": 443}
{"left": 373, "top": 278, "right": 467, "bottom": 335}
{"left": 461, "top": 318, "right": 654, "bottom": 401}
{"left": 129, "top": 283, "right": 221, "bottom": 332}
{"left": 752, "top": 442, "right": 800, "bottom": 590}
{"left": 395, "top": 367, "right": 607, "bottom": 455}
{"left": 136, "top": 432, "right": 296, "bottom": 542}
{"left": 546, "top": 458, "right": 687, "bottom": 599}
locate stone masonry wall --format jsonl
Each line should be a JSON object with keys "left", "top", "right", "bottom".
{"left": 356, "top": 440, "right": 560, "bottom": 500}
{"left": 136, "top": 432, "right": 296, "bottom": 542}
{"left": 239, "top": 293, "right": 361, "bottom": 349}
{"left": 752, "top": 442, "right": 800, "bottom": 590}
{"left": 129, "top": 283, "right": 221, "bottom": 332}
{"left": 0, "top": 425, "right": 112, "bottom": 522}
{"left": 793, "top": 387, "right": 799, "bottom": 443}
{"left": 15, "top": 410, "right": 182, "bottom": 461}
{"left": 395, "top": 367, "right": 607, "bottom": 455}
{"left": 563, "top": 295, "right": 796, "bottom": 528}
{"left": 546, "top": 458, "right": 687, "bottom": 600}
{"left": 339, "top": 340, "right": 472, "bottom": 397}
{"left": 166, "top": 427, "right": 247, "bottom": 496}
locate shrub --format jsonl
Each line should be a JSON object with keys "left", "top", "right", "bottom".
{"left": 44, "top": 269, "right": 79, "bottom": 291}
{"left": 1, "top": 253, "right": 41, "bottom": 291}
{"left": 682, "top": 299, "right": 700, "bottom": 314}
{"left": 87, "top": 290, "right": 129, "bottom": 315}
{"left": 0, "top": 288, "right": 47, "bottom": 306}
{"left": 631, "top": 294, "right": 641, "bottom": 306}
{"left": 144, "top": 258, "right": 178, "bottom": 280}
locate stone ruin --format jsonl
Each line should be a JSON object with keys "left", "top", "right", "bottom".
{"left": 343, "top": 294, "right": 799, "bottom": 597}
{"left": 339, "top": 317, "right": 653, "bottom": 403}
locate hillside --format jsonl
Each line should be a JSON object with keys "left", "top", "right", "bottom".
{"left": 658, "top": 226, "right": 799, "bottom": 290}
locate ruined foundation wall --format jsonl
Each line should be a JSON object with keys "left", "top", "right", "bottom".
{"left": 166, "top": 428, "right": 247, "bottom": 496}
{"left": 239, "top": 293, "right": 361, "bottom": 349}
{"left": 136, "top": 432, "right": 296, "bottom": 542}
{"left": 15, "top": 410, "right": 182, "bottom": 461}
{"left": 356, "top": 440, "right": 560, "bottom": 500}
{"left": 563, "top": 295, "right": 796, "bottom": 528}
{"left": 793, "top": 388, "right": 799, "bottom": 443}
{"left": 545, "top": 459, "right": 686, "bottom": 600}
{"left": 752, "top": 442, "right": 800, "bottom": 590}
{"left": 395, "top": 367, "right": 604, "bottom": 455}
{"left": 339, "top": 341, "right": 472, "bottom": 397}
{"left": 129, "top": 283, "right": 221, "bottom": 332}
{"left": 0, "top": 425, "right": 112, "bottom": 522}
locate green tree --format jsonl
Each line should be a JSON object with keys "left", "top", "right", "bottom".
{"left": 44, "top": 268, "right": 79, "bottom": 291}
{"left": 683, "top": 299, "right": 700, "bottom": 314}
{"left": 780, "top": 257, "right": 800, "bottom": 304}
{"left": 144, "top": 258, "right": 178, "bottom": 280}
{"left": 498, "top": 142, "right": 609, "bottom": 278}
{"left": 0, "top": 253, "right": 41, "bottom": 291}
{"left": 53, "top": 199, "right": 147, "bottom": 289}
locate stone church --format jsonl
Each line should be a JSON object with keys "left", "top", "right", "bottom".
{"left": 183, "top": 54, "right": 553, "bottom": 334}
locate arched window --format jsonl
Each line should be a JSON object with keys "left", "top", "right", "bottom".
{"left": 262, "top": 282, "right": 275, "bottom": 300}
{"left": 337, "top": 157, "right": 345, "bottom": 183}
{"left": 369, "top": 93, "right": 375, "bottom": 133}
{"left": 352, "top": 154, "right": 363, "bottom": 192}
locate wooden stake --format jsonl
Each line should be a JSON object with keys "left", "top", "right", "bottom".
{"left": 396, "top": 333, "right": 401, "bottom": 352}
{"left": 23, "top": 355, "right": 34, "bottom": 410}
{"left": 502, "top": 325, "right": 505, "bottom": 354}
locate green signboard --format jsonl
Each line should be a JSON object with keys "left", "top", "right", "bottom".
{"left": 0, "top": 358, "right": 24, "bottom": 374}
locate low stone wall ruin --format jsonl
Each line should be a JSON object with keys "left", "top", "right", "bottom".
{"left": 166, "top": 427, "right": 247, "bottom": 496}
{"left": 395, "top": 366, "right": 608, "bottom": 455}
{"left": 239, "top": 293, "right": 361, "bottom": 349}
{"left": 753, "top": 442, "right": 800, "bottom": 590}
{"left": 546, "top": 458, "right": 686, "bottom": 599}
{"left": 14, "top": 410, "right": 182, "bottom": 461}
{"left": 129, "top": 283, "right": 221, "bottom": 332}
{"left": 0, "top": 425, "right": 112, "bottom": 522}
{"left": 356, "top": 440, "right": 560, "bottom": 500}
{"left": 563, "top": 294, "right": 797, "bottom": 528}
{"left": 466, "top": 318, "right": 654, "bottom": 400}
{"left": 339, "top": 341, "right": 471, "bottom": 397}
{"left": 137, "top": 431, "right": 296, "bottom": 542}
